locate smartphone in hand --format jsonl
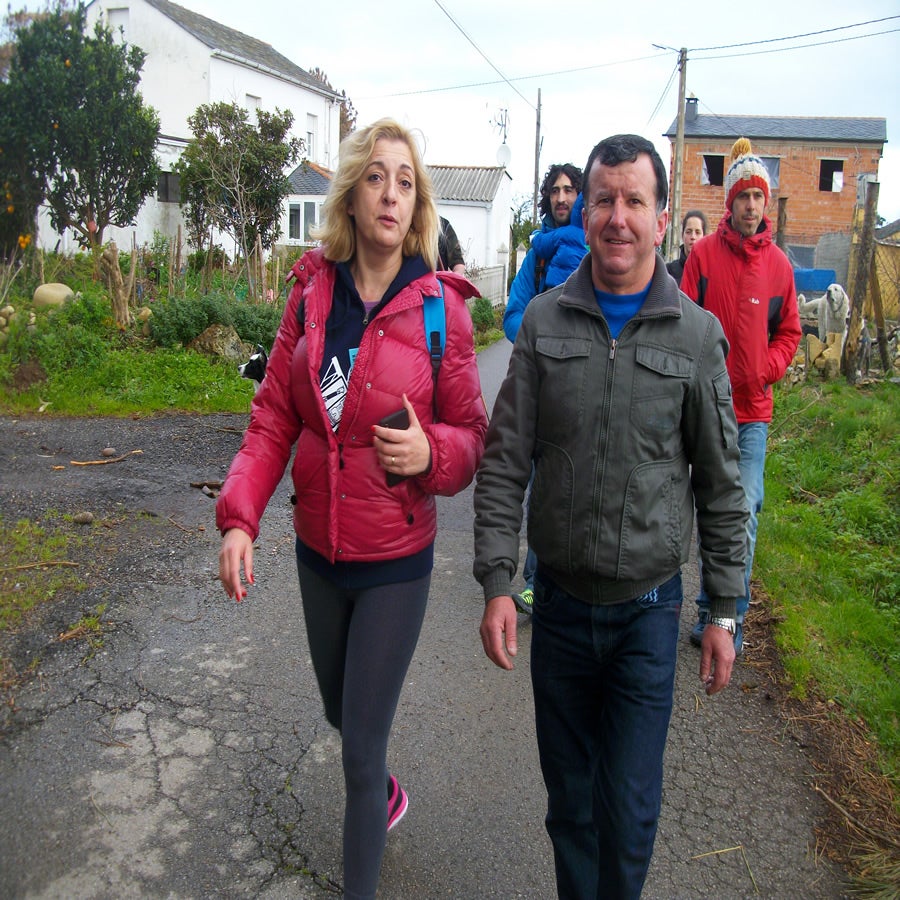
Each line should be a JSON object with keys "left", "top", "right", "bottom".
{"left": 379, "top": 408, "right": 409, "bottom": 486}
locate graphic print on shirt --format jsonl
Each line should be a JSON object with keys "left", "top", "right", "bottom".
{"left": 321, "top": 350, "right": 358, "bottom": 431}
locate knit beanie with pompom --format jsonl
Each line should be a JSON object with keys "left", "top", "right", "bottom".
{"left": 724, "top": 137, "right": 770, "bottom": 212}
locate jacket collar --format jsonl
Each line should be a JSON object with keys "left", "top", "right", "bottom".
{"left": 717, "top": 212, "right": 773, "bottom": 256}
{"left": 557, "top": 253, "right": 683, "bottom": 320}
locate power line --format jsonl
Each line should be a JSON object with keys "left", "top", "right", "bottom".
{"left": 690, "top": 14, "right": 899, "bottom": 52}
{"left": 647, "top": 60, "right": 679, "bottom": 125}
{"left": 359, "top": 51, "right": 668, "bottom": 101}
{"left": 693, "top": 27, "right": 900, "bottom": 61}
{"left": 362, "top": 15, "right": 894, "bottom": 105}
{"left": 431, "top": 0, "right": 534, "bottom": 110}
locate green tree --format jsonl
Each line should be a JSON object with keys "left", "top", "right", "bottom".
{"left": 175, "top": 102, "right": 302, "bottom": 291}
{"left": 0, "top": 5, "right": 76, "bottom": 256}
{"left": 0, "top": 3, "right": 160, "bottom": 255}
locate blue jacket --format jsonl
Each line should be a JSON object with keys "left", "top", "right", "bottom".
{"left": 504, "top": 207, "right": 588, "bottom": 343}
{"left": 529, "top": 194, "right": 586, "bottom": 291}
{"left": 503, "top": 215, "right": 555, "bottom": 343}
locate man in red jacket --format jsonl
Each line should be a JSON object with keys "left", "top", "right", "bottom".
{"left": 681, "top": 138, "right": 801, "bottom": 655}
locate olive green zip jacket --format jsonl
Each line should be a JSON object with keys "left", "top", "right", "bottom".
{"left": 474, "top": 254, "right": 748, "bottom": 619}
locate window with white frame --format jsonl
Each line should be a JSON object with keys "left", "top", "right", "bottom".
{"left": 306, "top": 114, "right": 318, "bottom": 160}
{"left": 288, "top": 202, "right": 319, "bottom": 242}
{"left": 107, "top": 8, "right": 129, "bottom": 41}
{"left": 304, "top": 202, "right": 317, "bottom": 241}
{"left": 289, "top": 205, "right": 302, "bottom": 241}
{"left": 246, "top": 94, "right": 261, "bottom": 114}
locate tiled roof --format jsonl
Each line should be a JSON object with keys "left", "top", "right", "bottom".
{"left": 663, "top": 113, "right": 887, "bottom": 144}
{"left": 876, "top": 218, "right": 900, "bottom": 241}
{"left": 143, "top": 0, "right": 339, "bottom": 97}
{"left": 287, "top": 161, "right": 332, "bottom": 195}
{"left": 428, "top": 166, "right": 509, "bottom": 203}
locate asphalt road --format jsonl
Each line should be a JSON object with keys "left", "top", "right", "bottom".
{"left": 0, "top": 338, "right": 849, "bottom": 898}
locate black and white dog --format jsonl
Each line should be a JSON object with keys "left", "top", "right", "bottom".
{"left": 238, "top": 344, "right": 268, "bottom": 391}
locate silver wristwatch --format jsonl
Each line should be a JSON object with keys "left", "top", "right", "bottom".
{"left": 708, "top": 616, "right": 736, "bottom": 635}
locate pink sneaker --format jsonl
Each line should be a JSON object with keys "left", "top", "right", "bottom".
{"left": 387, "top": 774, "right": 408, "bottom": 832}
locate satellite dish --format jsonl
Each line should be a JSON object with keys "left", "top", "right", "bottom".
{"left": 496, "top": 143, "right": 511, "bottom": 167}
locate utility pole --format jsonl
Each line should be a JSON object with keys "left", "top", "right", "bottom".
{"left": 667, "top": 48, "right": 687, "bottom": 260}
{"left": 533, "top": 89, "right": 541, "bottom": 226}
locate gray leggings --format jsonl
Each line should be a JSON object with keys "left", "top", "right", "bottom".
{"left": 296, "top": 557, "right": 430, "bottom": 900}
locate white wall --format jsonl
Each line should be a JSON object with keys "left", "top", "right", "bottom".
{"left": 38, "top": 0, "right": 342, "bottom": 256}
{"left": 437, "top": 171, "right": 513, "bottom": 272}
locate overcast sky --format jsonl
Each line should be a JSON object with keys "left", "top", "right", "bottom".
{"left": 32, "top": 0, "right": 900, "bottom": 221}
{"left": 183, "top": 0, "right": 898, "bottom": 222}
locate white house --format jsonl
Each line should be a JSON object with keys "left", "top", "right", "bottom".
{"left": 38, "top": 0, "right": 341, "bottom": 254}
{"left": 429, "top": 165, "right": 513, "bottom": 305}
{"left": 277, "top": 161, "right": 333, "bottom": 254}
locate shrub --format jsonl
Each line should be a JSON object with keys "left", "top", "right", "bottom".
{"left": 470, "top": 295, "right": 496, "bottom": 334}
{"left": 149, "top": 292, "right": 282, "bottom": 349}
{"left": 187, "top": 245, "right": 227, "bottom": 273}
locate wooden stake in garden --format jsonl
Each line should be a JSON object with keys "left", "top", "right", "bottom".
{"left": 843, "top": 179, "right": 878, "bottom": 383}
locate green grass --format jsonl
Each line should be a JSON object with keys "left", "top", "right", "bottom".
{"left": 757, "top": 380, "right": 900, "bottom": 785}
{"left": 0, "top": 513, "right": 88, "bottom": 631}
{"left": 0, "top": 344, "right": 256, "bottom": 415}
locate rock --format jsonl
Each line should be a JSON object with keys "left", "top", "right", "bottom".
{"left": 822, "top": 357, "right": 841, "bottom": 379}
{"left": 188, "top": 324, "right": 247, "bottom": 362}
{"left": 100, "top": 447, "right": 118, "bottom": 457}
{"left": 72, "top": 511, "right": 94, "bottom": 525}
{"left": 33, "top": 283, "right": 75, "bottom": 309}
{"left": 806, "top": 334, "right": 826, "bottom": 363}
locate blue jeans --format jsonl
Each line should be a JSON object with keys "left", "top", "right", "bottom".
{"left": 697, "top": 421, "right": 767, "bottom": 620}
{"left": 531, "top": 571, "right": 682, "bottom": 900}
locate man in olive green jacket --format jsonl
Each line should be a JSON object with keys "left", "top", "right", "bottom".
{"left": 474, "top": 133, "right": 747, "bottom": 900}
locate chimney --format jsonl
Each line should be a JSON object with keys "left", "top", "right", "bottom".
{"left": 686, "top": 95, "right": 698, "bottom": 124}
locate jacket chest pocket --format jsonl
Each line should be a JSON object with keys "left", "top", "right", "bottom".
{"left": 535, "top": 336, "right": 593, "bottom": 431}
{"left": 630, "top": 344, "right": 692, "bottom": 436}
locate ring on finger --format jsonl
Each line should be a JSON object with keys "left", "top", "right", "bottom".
{"left": 391, "top": 455, "right": 396, "bottom": 465}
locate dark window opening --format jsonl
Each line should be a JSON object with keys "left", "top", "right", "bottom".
{"left": 157, "top": 172, "right": 181, "bottom": 203}
{"left": 819, "top": 159, "right": 844, "bottom": 192}
{"left": 289, "top": 204, "right": 301, "bottom": 240}
{"left": 702, "top": 154, "right": 725, "bottom": 186}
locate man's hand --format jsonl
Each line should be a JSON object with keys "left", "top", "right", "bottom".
{"left": 479, "top": 595, "right": 519, "bottom": 670}
{"left": 699, "top": 623, "right": 735, "bottom": 695}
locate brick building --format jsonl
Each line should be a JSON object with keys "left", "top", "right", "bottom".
{"left": 664, "top": 97, "right": 886, "bottom": 264}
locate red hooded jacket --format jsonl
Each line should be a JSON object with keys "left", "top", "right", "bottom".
{"left": 681, "top": 215, "right": 801, "bottom": 423}
{"left": 216, "top": 248, "right": 488, "bottom": 562}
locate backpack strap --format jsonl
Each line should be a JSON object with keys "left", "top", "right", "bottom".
{"left": 423, "top": 282, "right": 446, "bottom": 416}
